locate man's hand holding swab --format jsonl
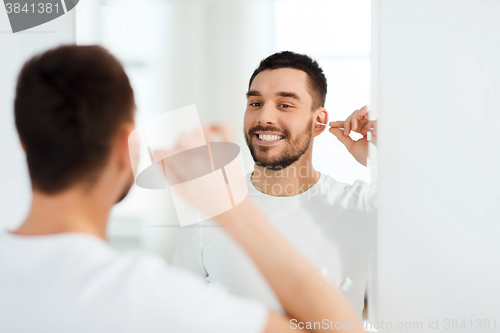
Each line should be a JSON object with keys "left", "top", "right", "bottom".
{"left": 328, "top": 105, "right": 377, "bottom": 166}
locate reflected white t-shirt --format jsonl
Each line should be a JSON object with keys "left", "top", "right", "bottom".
{"left": 0, "top": 231, "right": 268, "bottom": 333}
{"left": 173, "top": 173, "right": 376, "bottom": 315}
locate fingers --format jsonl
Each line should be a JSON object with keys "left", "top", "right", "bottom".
{"left": 343, "top": 117, "right": 351, "bottom": 136}
{"left": 204, "top": 124, "right": 234, "bottom": 142}
{"left": 155, "top": 123, "right": 237, "bottom": 185}
{"left": 168, "top": 132, "right": 205, "bottom": 156}
{"left": 202, "top": 126, "right": 217, "bottom": 143}
{"left": 210, "top": 124, "right": 234, "bottom": 141}
{"left": 329, "top": 127, "right": 354, "bottom": 151}
{"left": 356, "top": 106, "right": 368, "bottom": 120}
{"left": 369, "top": 132, "right": 377, "bottom": 146}
{"left": 157, "top": 154, "right": 184, "bottom": 186}
{"left": 329, "top": 120, "right": 345, "bottom": 128}
{"left": 153, "top": 149, "right": 169, "bottom": 162}
{"left": 353, "top": 116, "right": 358, "bottom": 133}
{"left": 336, "top": 105, "right": 370, "bottom": 135}
{"left": 344, "top": 107, "right": 360, "bottom": 135}
{"left": 154, "top": 150, "right": 179, "bottom": 183}
{"left": 367, "top": 120, "right": 377, "bottom": 145}
{"left": 160, "top": 159, "right": 180, "bottom": 184}
{"left": 358, "top": 120, "right": 372, "bottom": 136}
{"left": 352, "top": 106, "right": 368, "bottom": 131}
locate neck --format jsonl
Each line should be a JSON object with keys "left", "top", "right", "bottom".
{"left": 13, "top": 185, "right": 112, "bottom": 240}
{"left": 251, "top": 152, "right": 320, "bottom": 197}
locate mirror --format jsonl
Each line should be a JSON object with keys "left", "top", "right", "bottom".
{"left": 76, "top": 0, "right": 376, "bottom": 319}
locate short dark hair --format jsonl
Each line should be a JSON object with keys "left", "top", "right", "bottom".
{"left": 15, "top": 45, "right": 135, "bottom": 194}
{"left": 248, "top": 51, "right": 327, "bottom": 109}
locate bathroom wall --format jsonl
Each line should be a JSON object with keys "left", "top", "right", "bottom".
{"left": 0, "top": 8, "right": 75, "bottom": 231}
{"left": 373, "top": 0, "right": 500, "bottom": 330}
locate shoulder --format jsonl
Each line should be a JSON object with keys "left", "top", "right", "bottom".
{"left": 80, "top": 250, "right": 172, "bottom": 286}
{"left": 321, "top": 174, "right": 369, "bottom": 196}
{"left": 105, "top": 252, "right": 269, "bottom": 333}
{"left": 81, "top": 250, "right": 214, "bottom": 307}
{"left": 71, "top": 251, "right": 268, "bottom": 333}
{"left": 320, "top": 174, "right": 372, "bottom": 210}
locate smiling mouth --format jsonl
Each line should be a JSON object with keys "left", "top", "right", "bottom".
{"left": 257, "top": 134, "right": 283, "bottom": 141}
{"left": 254, "top": 133, "right": 285, "bottom": 145}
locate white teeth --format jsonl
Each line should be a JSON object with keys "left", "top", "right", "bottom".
{"left": 258, "top": 134, "right": 283, "bottom": 141}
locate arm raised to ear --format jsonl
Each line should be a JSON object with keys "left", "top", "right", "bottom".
{"left": 161, "top": 125, "right": 364, "bottom": 333}
{"left": 224, "top": 198, "right": 364, "bottom": 333}
{"left": 329, "top": 106, "right": 377, "bottom": 167}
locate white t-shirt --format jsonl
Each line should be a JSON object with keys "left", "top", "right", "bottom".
{"left": 0, "top": 231, "right": 268, "bottom": 333}
{"left": 173, "top": 173, "right": 376, "bottom": 315}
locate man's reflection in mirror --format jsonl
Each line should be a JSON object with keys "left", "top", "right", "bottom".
{"left": 173, "top": 52, "right": 376, "bottom": 317}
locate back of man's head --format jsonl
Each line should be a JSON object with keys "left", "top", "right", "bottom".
{"left": 15, "top": 45, "right": 135, "bottom": 194}
{"left": 248, "top": 51, "right": 327, "bottom": 110}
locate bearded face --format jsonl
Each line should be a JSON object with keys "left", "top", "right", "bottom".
{"left": 244, "top": 118, "right": 313, "bottom": 170}
{"left": 244, "top": 68, "right": 321, "bottom": 170}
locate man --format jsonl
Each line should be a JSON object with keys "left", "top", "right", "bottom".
{"left": 173, "top": 51, "right": 376, "bottom": 316}
{"left": 0, "top": 45, "right": 364, "bottom": 332}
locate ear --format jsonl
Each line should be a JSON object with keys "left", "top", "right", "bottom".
{"left": 312, "top": 107, "right": 328, "bottom": 137}
{"left": 20, "top": 140, "right": 26, "bottom": 153}
{"left": 116, "top": 122, "right": 136, "bottom": 173}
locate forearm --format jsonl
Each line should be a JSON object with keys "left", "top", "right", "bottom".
{"left": 216, "top": 198, "right": 364, "bottom": 332}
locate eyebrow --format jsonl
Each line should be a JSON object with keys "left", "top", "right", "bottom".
{"left": 277, "top": 91, "right": 301, "bottom": 101}
{"left": 246, "top": 90, "right": 301, "bottom": 101}
{"left": 246, "top": 90, "right": 261, "bottom": 97}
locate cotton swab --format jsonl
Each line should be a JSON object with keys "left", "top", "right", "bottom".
{"left": 318, "top": 121, "right": 373, "bottom": 142}
{"left": 316, "top": 122, "right": 329, "bottom": 127}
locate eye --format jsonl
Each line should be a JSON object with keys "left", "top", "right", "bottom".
{"left": 250, "top": 102, "right": 262, "bottom": 107}
{"left": 279, "top": 104, "right": 292, "bottom": 109}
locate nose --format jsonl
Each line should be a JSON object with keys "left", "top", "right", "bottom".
{"left": 257, "top": 104, "right": 278, "bottom": 125}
